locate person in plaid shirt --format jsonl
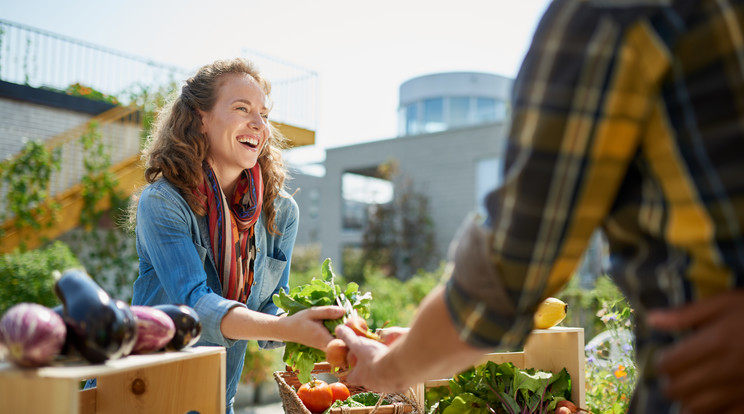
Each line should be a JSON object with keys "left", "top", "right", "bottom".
{"left": 336, "top": 0, "right": 744, "bottom": 412}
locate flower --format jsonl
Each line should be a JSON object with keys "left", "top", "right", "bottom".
{"left": 614, "top": 364, "right": 627, "bottom": 379}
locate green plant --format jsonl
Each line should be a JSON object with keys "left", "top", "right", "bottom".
{"left": 0, "top": 139, "right": 61, "bottom": 247}
{"left": 0, "top": 241, "right": 81, "bottom": 315}
{"left": 360, "top": 263, "right": 443, "bottom": 331}
{"left": 241, "top": 341, "right": 282, "bottom": 385}
{"left": 583, "top": 288, "right": 636, "bottom": 413}
{"left": 65, "top": 83, "right": 119, "bottom": 105}
{"left": 79, "top": 121, "right": 121, "bottom": 229}
{"left": 361, "top": 164, "right": 437, "bottom": 280}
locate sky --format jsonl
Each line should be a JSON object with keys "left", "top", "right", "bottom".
{"left": 1, "top": 0, "right": 552, "bottom": 165}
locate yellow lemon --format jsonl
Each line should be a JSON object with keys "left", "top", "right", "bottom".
{"left": 533, "top": 297, "right": 567, "bottom": 329}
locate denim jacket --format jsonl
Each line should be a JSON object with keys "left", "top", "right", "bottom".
{"left": 131, "top": 178, "right": 298, "bottom": 412}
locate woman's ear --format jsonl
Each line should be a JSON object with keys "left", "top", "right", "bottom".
{"left": 196, "top": 109, "right": 208, "bottom": 134}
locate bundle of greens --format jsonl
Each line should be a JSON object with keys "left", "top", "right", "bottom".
{"left": 273, "top": 258, "right": 373, "bottom": 383}
{"left": 429, "top": 361, "right": 572, "bottom": 414}
{"left": 327, "top": 392, "right": 391, "bottom": 411}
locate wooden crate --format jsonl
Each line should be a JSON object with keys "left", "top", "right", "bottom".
{"left": 414, "top": 327, "right": 585, "bottom": 409}
{"left": 0, "top": 346, "right": 226, "bottom": 414}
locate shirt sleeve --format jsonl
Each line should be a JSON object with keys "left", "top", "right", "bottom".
{"left": 136, "top": 182, "right": 244, "bottom": 348}
{"left": 257, "top": 193, "right": 299, "bottom": 350}
{"left": 444, "top": 0, "right": 658, "bottom": 349}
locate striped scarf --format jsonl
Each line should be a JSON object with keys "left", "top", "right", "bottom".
{"left": 196, "top": 162, "right": 263, "bottom": 303}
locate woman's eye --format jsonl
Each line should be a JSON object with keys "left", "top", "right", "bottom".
{"left": 237, "top": 106, "right": 248, "bottom": 112}
{"left": 261, "top": 113, "right": 269, "bottom": 120}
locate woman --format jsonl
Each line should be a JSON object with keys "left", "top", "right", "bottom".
{"left": 131, "top": 58, "right": 343, "bottom": 413}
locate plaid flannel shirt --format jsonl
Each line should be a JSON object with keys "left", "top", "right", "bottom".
{"left": 445, "top": 0, "right": 744, "bottom": 411}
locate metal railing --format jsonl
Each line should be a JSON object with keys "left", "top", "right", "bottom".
{"left": 0, "top": 19, "right": 317, "bottom": 130}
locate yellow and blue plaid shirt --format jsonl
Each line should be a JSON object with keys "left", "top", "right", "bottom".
{"left": 445, "top": 0, "right": 744, "bottom": 411}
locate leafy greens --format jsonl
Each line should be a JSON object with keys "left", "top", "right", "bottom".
{"left": 430, "top": 361, "right": 572, "bottom": 414}
{"left": 273, "top": 258, "right": 373, "bottom": 384}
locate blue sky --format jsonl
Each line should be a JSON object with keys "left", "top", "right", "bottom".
{"left": 1, "top": 0, "right": 551, "bottom": 164}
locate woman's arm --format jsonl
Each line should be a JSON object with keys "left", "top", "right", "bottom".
{"left": 221, "top": 305, "right": 344, "bottom": 350}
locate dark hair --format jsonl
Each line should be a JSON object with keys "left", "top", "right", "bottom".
{"left": 133, "top": 57, "right": 289, "bottom": 234}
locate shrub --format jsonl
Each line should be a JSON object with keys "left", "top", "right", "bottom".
{"left": 0, "top": 241, "right": 82, "bottom": 315}
{"left": 360, "top": 263, "right": 444, "bottom": 330}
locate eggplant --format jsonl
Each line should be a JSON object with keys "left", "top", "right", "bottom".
{"left": 51, "top": 305, "right": 72, "bottom": 356}
{"left": 153, "top": 304, "right": 202, "bottom": 350}
{"left": 130, "top": 306, "right": 175, "bottom": 354}
{"left": 54, "top": 269, "right": 137, "bottom": 364}
{"left": 0, "top": 303, "right": 67, "bottom": 367}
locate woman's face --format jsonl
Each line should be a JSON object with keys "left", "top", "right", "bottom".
{"left": 199, "top": 73, "right": 270, "bottom": 183}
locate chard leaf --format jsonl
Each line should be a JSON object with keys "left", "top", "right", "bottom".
{"left": 273, "top": 258, "right": 374, "bottom": 384}
{"left": 441, "top": 393, "right": 490, "bottom": 414}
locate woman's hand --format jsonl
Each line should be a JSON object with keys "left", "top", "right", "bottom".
{"left": 648, "top": 289, "right": 744, "bottom": 414}
{"left": 281, "top": 306, "right": 345, "bottom": 350}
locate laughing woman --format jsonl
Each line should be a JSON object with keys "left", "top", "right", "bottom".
{"left": 130, "top": 58, "right": 343, "bottom": 413}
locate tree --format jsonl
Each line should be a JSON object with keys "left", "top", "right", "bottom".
{"left": 361, "top": 164, "right": 437, "bottom": 280}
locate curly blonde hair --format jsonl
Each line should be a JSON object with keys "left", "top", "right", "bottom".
{"left": 137, "top": 57, "right": 289, "bottom": 234}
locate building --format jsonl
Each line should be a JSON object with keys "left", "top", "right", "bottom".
{"left": 288, "top": 72, "right": 514, "bottom": 277}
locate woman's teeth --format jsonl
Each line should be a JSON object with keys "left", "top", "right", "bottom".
{"left": 238, "top": 136, "right": 258, "bottom": 148}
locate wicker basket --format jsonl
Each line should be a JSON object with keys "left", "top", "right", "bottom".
{"left": 274, "top": 362, "right": 422, "bottom": 414}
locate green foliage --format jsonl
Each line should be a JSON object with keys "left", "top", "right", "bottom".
{"left": 360, "top": 263, "right": 443, "bottom": 331}
{"left": 430, "top": 361, "right": 572, "bottom": 414}
{"left": 124, "top": 81, "right": 178, "bottom": 145}
{"left": 0, "top": 241, "right": 81, "bottom": 315}
{"left": 361, "top": 170, "right": 437, "bottom": 280}
{"left": 583, "top": 293, "right": 636, "bottom": 414}
{"left": 273, "top": 258, "right": 372, "bottom": 384}
{"left": 558, "top": 275, "right": 627, "bottom": 340}
{"left": 65, "top": 83, "right": 119, "bottom": 105}
{"left": 59, "top": 224, "right": 138, "bottom": 303}
{"left": 79, "top": 121, "right": 121, "bottom": 228}
{"left": 240, "top": 340, "right": 282, "bottom": 385}
{"left": 0, "top": 139, "right": 61, "bottom": 246}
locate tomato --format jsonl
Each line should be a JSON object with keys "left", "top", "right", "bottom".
{"left": 297, "top": 379, "right": 334, "bottom": 413}
{"left": 329, "top": 382, "right": 351, "bottom": 402}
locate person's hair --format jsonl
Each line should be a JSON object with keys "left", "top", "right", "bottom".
{"left": 129, "top": 58, "right": 289, "bottom": 234}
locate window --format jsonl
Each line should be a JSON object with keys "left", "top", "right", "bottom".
{"left": 341, "top": 172, "right": 394, "bottom": 230}
{"left": 475, "top": 98, "right": 497, "bottom": 123}
{"left": 405, "top": 104, "right": 419, "bottom": 135}
{"left": 449, "top": 97, "right": 470, "bottom": 127}
{"left": 422, "top": 98, "right": 445, "bottom": 133}
{"left": 475, "top": 157, "right": 503, "bottom": 214}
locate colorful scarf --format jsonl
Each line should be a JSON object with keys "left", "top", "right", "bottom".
{"left": 196, "top": 162, "right": 263, "bottom": 303}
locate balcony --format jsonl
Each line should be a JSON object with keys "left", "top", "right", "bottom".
{"left": 0, "top": 19, "right": 317, "bottom": 253}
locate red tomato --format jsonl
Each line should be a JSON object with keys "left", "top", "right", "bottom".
{"left": 329, "top": 382, "right": 351, "bottom": 402}
{"left": 297, "top": 379, "right": 334, "bottom": 413}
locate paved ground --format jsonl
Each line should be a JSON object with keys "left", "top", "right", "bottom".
{"left": 235, "top": 402, "right": 284, "bottom": 413}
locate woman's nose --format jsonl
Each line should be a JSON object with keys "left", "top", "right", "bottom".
{"left": 247, "top": 113, "right": 265, "bottom": 130}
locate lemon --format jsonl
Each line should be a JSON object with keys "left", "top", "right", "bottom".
{"left": 533, "top": 297, "right": 567, "bottom": 329}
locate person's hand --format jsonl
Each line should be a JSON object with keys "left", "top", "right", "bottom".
{"left": 282, "top": 306, "right": 345, "bottom": 350}
{"left": 335, "top": 324, "right": 400, "bottom": 392}
{"left": 648, "top": 289, "right": 744, "bottom": 414}
{"left": 377, "top": 326, "right": 409, "bottom": 345}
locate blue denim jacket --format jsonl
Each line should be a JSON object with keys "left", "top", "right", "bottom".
{"left": 131, "top": 178, "right": 298, "bottom": 413}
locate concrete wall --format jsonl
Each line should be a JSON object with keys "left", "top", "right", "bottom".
{"left": 307, "top": 121, "right": 509, "bottom": 276}
{"left": 286, "top": 168, "right": 325, "bottom": 246}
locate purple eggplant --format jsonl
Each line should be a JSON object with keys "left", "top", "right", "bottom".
{"left": 0, "top": 303, "right": 67, "bottom": 367}
{"left": 130, "top": 306, "right": 175, "bottom": 354}
{"left": 54, "top": 269, "right": 137, "bottom": 363}
{"left": 153, "top": 304, "right": 202, "bottom": 350}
